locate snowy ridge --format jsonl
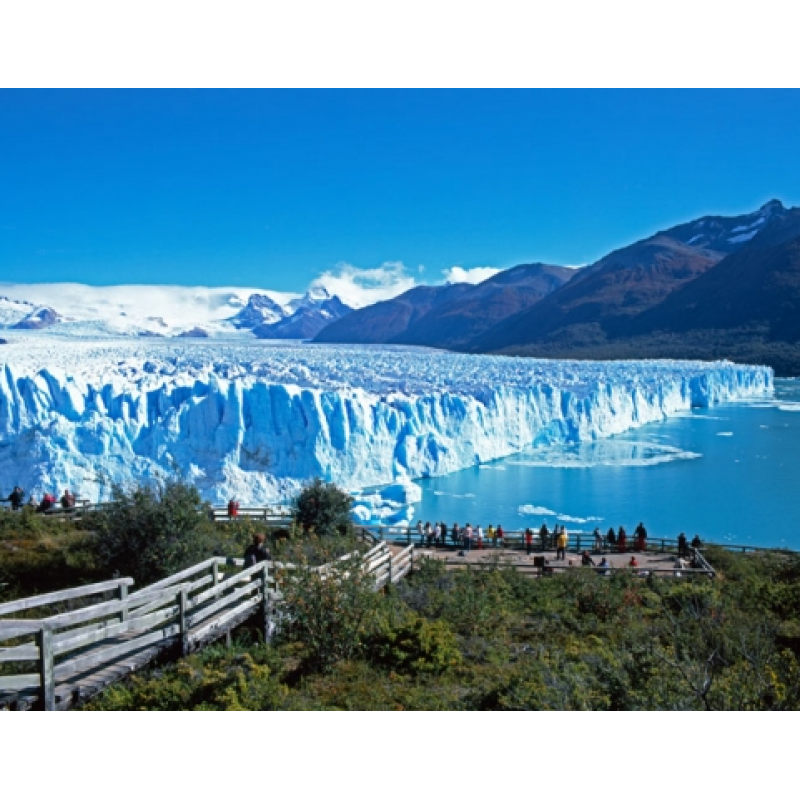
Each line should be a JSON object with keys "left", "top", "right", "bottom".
{"left": 0, "top": 339, "right": 773, "bottom": 509}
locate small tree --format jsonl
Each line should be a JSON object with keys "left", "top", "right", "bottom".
{"left": 292, "top": 478, "right": 354, "bottom": 537}
{"left": 277, "top": 536, "right": 377, "bottom": 671}
{"left": 91, "top": 479, "right": 215, "bottom": 585}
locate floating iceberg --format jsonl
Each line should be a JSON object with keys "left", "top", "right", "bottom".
{"left": 0, "top": 338, "right": 773, "bottom": 518}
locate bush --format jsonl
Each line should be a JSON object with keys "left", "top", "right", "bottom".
{"left": 368, "top": 614, "right": 461, "bottom": 675}
{"left": 292, "top": 478, "right": 354, "bottom": 537}
{"left": 277, "top": 536, "right": 376, "bottom": 671}
{"left": 90, "top": 480, "right": 217, "bottom": 586}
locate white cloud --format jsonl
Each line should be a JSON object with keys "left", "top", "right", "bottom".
{"left": 442, "top": 265, "right": 501, "bottom": 285}
{"left": 307, "top": 262, "right": 417, "bottom": 309}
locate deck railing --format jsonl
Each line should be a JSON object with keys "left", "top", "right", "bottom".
{"left": 0, "top": 540, "right": 413, "bottom": 710}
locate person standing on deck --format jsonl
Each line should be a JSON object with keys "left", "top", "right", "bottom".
{"left": 525, "top": 527, "right": 534, "bottom": 556}
{"left": 635, "top": 522, "right": 647, "bottom": 552}
{"left": 243, "top": 533, "right": 270, "bottom": 567}
{"left": 417, "top": 520, "right": 424, "bottom": 544}
{"left": 556, "top": 527, "right": 568, "bottom": 561}
{"left": 594, "top": 527, "right": 603, "bottom": 551}
{"left": 463, "top": 523, "right": 473, "bottom": 554}
{"left": 452, "top": 522, "right": 461, "bottom": 546}
{"left": 677, "top": 531, "right": 688, "bottom": 558}
{"left": 476, "top": 524, "right": 484, "bottom": 550}
{"left": 7, "top": 486, "right": 24, "bottom": 511}
{"left": 607, "top": 527, "right": 616, "bottom": 549}
{"left": 539, "top": 522, "right": 550, "bottom": 551}
{"left": 228, "top": 498, "right": 240, "bottom": 519}
{"left": 618, "top": 526, "right": 627, "bottom": 553}
{"left": 496, "top": 524, "right": 504, "bottom": 548}
{"left": 487, "top": 524, "right": 496, "bottom": 548}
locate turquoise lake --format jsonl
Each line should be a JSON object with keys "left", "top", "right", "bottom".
{"left": 413, "top": 378, "right": 800, "bottom": 550}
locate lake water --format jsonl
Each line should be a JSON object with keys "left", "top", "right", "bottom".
{"left": 413, "top": 378, "right": 800, "bottom": 550}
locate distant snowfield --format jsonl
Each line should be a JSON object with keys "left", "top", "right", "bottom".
{"left": 0, "top": 282, "right": 300, "bottom": 337}
{"left": 0, "top": 336, "right": 774, "bottom": 521}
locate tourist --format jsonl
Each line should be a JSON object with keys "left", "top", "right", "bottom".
{"left": 581, "top": 550, "right": 595, "bottom": 567}
{"left": 463, "top": 523, "right": 473, "bottom": 554}
{"left": 476, "top": 524, "right": 484, "bottom": 550}
{"left": 243, "top": 533, "right": 270, "bottom": 567}
{"left": 60, "top": 489, "right": 76, "bottom": 510}
{"left": 677, "top": 532, "right": 688, "bottom": 558}
{"left": 635, "top": 521, "right": 647, "bottom": 552}
{"left": 607, "top": 527, "right": 617, "bottom": 548}
{"left": 628, "top": 555, "right": 639, "bottom": 568}
{"left": 424, "top": 521, "right": 433, "bottom": 547}
{"left": 451, "top": 522, "right": 461, "bottom": 546}
{"left": 487, "top": 524, "right": 495, "bottom": 547}
{"left": 556, "top": 526, "right": 568, "bottom": 561}
{"left": 618, "top": 526, "right": 627, "bottom": 553}
{"left": 6, "top": 486, "right": 24, "bottom": 511}
{"left": 594, "top": 526, "right": 603, "bottom": 551}
{"left": 496, "top": 524, "right": 505, "bottom": 548}
{"left": 417, "top": 520, "right": 424, "bottom": 544}
{"left": 525, "top": 527, "right": 534, "bottom": 555}
{"left": 227, "top": 498, "right": 240, "bottom": 519}
{"left": 433, "top": 522, "right": 441, "bottom": 548}
{"left": 597, "top": 557, "right": 611, "bottom": 576}
{"left": 539, "top": 522, "right": 550, "bottom": 551}
{"left": 691, "top": 534, "right": 702, "bottom": 549}
{"left": 37, "top": 492, "right": 57, "bottom": 513}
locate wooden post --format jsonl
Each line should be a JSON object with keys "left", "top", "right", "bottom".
{"left": 118, "top": 582, "right": 128, "bottom": 623}
{"left": 178, "top": 588, "right": 189, "bottom": 657}
{"left": 37, "top": 625, "right": 55, "bottom": 711}
{"left": 261, "top": 563, "right": 272, "bottom": 643}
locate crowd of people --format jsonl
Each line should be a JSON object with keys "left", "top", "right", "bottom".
{"left": 412, "top": 518, "right": 704, "bottom": 562}
{"left": 3, "top": 486, "right": 79, "bottom": 513}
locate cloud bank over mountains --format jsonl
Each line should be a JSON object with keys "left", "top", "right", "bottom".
{"left": 0, "top": 260, "right": 504, "bottom": 338}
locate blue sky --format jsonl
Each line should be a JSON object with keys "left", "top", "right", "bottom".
{"left": 2, "top": 89, "right": 799, "bottom": 294}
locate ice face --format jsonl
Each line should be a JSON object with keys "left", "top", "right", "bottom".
{"left": 0, "top": 337, "right": 773, "bottom": 510}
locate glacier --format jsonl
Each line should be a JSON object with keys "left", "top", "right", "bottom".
{"left": 0, "top": 336, "right": 773, "bottom": 519}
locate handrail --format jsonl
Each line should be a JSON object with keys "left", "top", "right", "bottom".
{"left": 0, "top": 540, "right": 416, "bottom": 711}
{"left": 0, "top": 578, "right": 135, "bottom": 618}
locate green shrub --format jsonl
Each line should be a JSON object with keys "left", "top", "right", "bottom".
{"left": 291, "top": 478, "right": 354, "bottom": 538}
{"left": 277, "top": 536, "right": 376, "bottom": 671}
{"left": 368, "top": 614, "right": 461, "bottom": 675}
{"left": 89, "top": 479, "right": 217, "bottom": 586}
{"left": 85, "top": 644, "right": 288, "bottom": 710}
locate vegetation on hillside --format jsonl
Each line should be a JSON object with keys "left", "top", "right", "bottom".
{"left": 4, "top": 479, "right": 799, "bottom": 710}
{"left": 84, "top": 547, "right": 800, "bottom": 710}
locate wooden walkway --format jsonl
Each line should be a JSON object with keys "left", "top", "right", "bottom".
{"left": 0, "top": 541, "right": 414, "bottom": 711}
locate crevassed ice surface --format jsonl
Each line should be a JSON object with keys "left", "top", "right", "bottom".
{"left": 0, "top": 337, "right": 773, "bottom": 505}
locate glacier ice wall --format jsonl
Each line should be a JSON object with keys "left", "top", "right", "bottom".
{"left": 0, "top": 338, "right": 773, "bottom": 505}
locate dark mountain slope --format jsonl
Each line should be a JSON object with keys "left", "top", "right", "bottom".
{"left": 470, "top": 238, "right": 723, "bottom": 352}
{"left": 469, "top": 201, "right": 788, "bottom": 354}
{"left": 314, "top": 284, "right": 473, "bottom": 344}
{"left": 395, "top": 264, "right": 574, "bottom": 349}
{"left": 631, "top": 208, "right": 800, "bottom": 342}
{"left": 314, "top": 263, "right": 573, "bottom": 347}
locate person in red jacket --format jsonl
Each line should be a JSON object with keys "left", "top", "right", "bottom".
{"left": 227, "top": 498, "right": 240, "bottom": 519}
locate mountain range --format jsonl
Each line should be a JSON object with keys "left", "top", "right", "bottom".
{"left": 3, "top": 199, "right": 800, "bottom": 374}
{"left": 316, "top": 199, "right": 800, "bottom": 375}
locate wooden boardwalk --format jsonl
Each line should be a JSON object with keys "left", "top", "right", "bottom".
{"left": 0, "top": 541, "right": 414, "bottom": 711}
